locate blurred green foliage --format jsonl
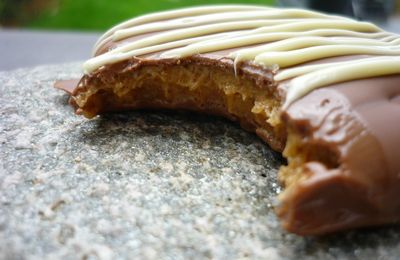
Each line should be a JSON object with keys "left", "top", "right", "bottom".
{"left": 26, "top": 0, "right": 275, "bottom": 31}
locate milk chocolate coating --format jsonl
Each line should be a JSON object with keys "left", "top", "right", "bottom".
{"left": 59, "top": 8, "right": 400, "bottom": 236}
{"left": 279, "top": 77, "right": 400, "bottom": 234}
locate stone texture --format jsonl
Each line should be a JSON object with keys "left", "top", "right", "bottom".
{"left": 0, "top": 63, "right": 400, "bottom": 259}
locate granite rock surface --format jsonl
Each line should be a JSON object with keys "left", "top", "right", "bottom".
{"left": 1, "top": 63, "right": 400, "bottom": 259}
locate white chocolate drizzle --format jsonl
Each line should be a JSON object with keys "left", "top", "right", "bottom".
{"left": 111, "top": 10, "right": 342, "bottom": 42}
{"left": 284, "top": 57, "right": 400, "bottom": 107}
{"left": 83, "top": 5, "right": 400, "bottom": 107}
{"left": 93, "top": 5, "right": 273, "bottom": 54}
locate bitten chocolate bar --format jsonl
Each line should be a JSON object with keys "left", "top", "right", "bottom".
{"left": 55, "top": 5, "right": 400, "bottom": 235}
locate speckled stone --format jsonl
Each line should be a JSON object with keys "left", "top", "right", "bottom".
{"left": 1, "top": 63, "right": 400, "bottom": 260}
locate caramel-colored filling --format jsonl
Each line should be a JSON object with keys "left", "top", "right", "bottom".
{"left": 75, "top": 63, "right": 286, "bottom": 150}
{"left": 279, "top": 127, "right": 339, "bottom": 189}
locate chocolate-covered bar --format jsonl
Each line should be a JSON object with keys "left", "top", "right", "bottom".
{"left": 55, "top": 5, "right": 400, "bottom": 235}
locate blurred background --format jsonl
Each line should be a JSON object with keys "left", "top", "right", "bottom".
{"left": 1, "top": 0, "right": 399, "bottom": 30}
{"left": 1, "top": 0, "right": 278, "bottom": 31}
{"left": 1, "top": 0, "right": 400, "bottom": 70}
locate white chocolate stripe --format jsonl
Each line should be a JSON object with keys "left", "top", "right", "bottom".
{"left": 254, "top": 45, "right": 400, "bottom": 68}
{"left": 284, "top": 57, "right": 400, "bottom": 107}
{"left": 382, "top": 35, "right": 400, "bottom": 42}
{"left": 275, "top": 56, "right": 387, "bottom": 81}
{"left": 93, "top": 5, "right": 272, "bottom": 54}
